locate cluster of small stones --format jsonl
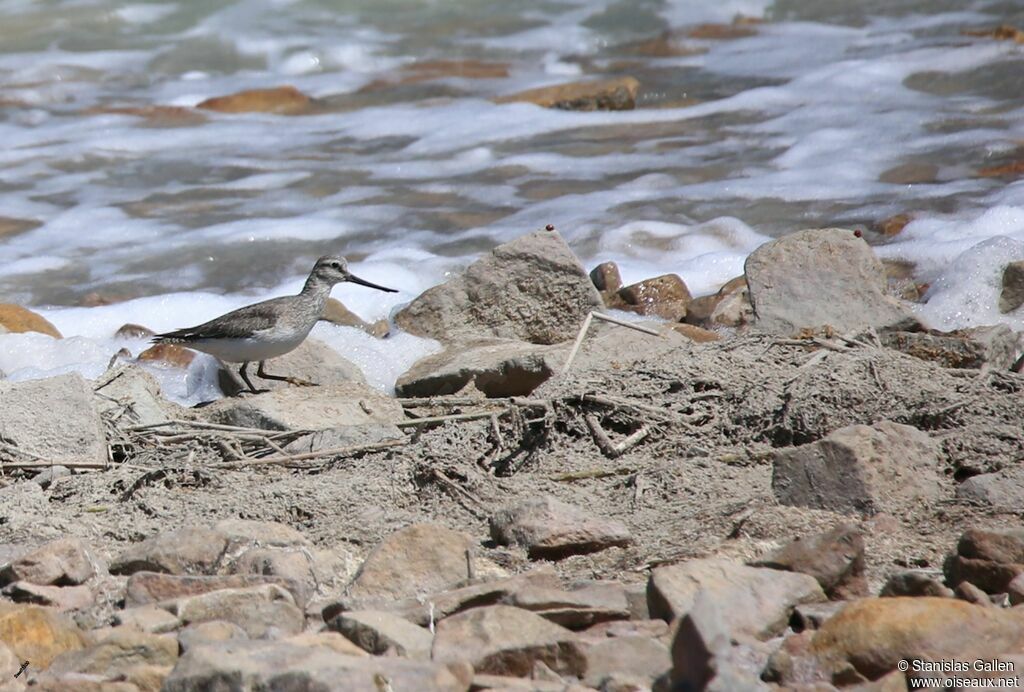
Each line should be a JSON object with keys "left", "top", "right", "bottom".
{"left": 4, "top": 515, "right": 1024, "bottom": 689}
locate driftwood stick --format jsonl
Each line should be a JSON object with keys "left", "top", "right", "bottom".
{"left": 217, "top": 439, "right": 406, "bottom": 469}
{"left": 0, "top": 460, "right": 111, "bottom": 470}
{"left": 591, "top": 312, "right": 662, "bottom": 335}
{"left": 562, "top": 311, "right": 595, "bottom": 374}
{"left": 396, "top": 412, "right": 499, "bottom": 427}
{"left": 581, "top": 393, "right": 681, "bottom": 420}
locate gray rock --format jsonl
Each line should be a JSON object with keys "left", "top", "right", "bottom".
{"left": 396, "top": 339, "right": 567, "bottom": 398}
{"left": 395, "top": 229, "right": 602, "bottom": 345}
{"left": 327, "top": 609, "right": 433, "bottom": 659}
{"left": 346, "top": 523, "right": 473, "bottom": 603}
{"left": 32, "top": 464, "right": 71, "bottom": 488}
{"left": 501, "top": 582, "right": 631, "bottom": 629}
{"left": 113, "top": 605, "right": 181, "bottom": 633}
{"left": 110, "top": 527, "right": 228, "bottom": 576}
{"left": 213, "top": 518, "right": 310, "bottom": 551}
{"left": 879, "top": 325, "right": 1020, "bottom": 370}
{"left": 647, "top": 558, "right": 825, "bottom": 639}
{"left": 163, "top": 640, "right": 466, "bottom": 692}
{"left": 749, "top": 523, "right": 867, "bottom": 598}
{"left": 170, "top": 583, "right": 303, "bottom": 638}
{"left": 490, "top": 496, "right": 632, "bottom": 560}
{"left": 284, "top": 424, "right": 404, "bottom": 454}
{"left": 203, "top": 382, "right": 404, "bottom": 431}
{"left": 582, "top": 635, "right": 670, "bottom": 688}
{"left": 230, "top": 548, "right": 314, "bottom": 607}
{"left": 329, "top": 566, "right": 561, "bottom": 627}
{"left": 0, "top": 373, "right": 106, "bottom": 465}
{"left": 218, "top": 337, "right": 366, "bottom": 395}
{"left": 745, "top": 228, "right": 913, "bottom": 335}
{"left": 957, "top": 467, "right": 1024, "bottom": 511}
{"left": 670, "top": 590, "right": 729, "bottom": 692}
{"left": 1001, "top": 260, "right": 1024, "bottom": 313}
{"left": 0, "top": 537, "right": 96, "bottom": 586}
{"left": 771, "top": 420, "right": 943, "bottom": 516}
{"left": 432, "top": 605, "right": 586, "bottom": 677}
{"left": 176, "top": 620, "right": 248, "bottom": 654}
{"left": 93, "top": 364, "right": 174, "bottom": 427}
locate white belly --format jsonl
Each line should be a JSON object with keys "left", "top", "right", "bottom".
{"left": 185, "top": 333, "right": 307, "bottom": 363}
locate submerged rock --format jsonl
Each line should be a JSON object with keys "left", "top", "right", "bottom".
{"left": 494, "top": 76, "right": 640, "bottom": 111}
{"left": 0, "top": 303, "right": 61, "bottom": 337}
{"left": 196, "top": 85, "right": 313, "bottom": 115}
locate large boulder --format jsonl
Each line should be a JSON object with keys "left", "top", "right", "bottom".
{"left": 218, "top": 338, "right": 366, "bottom": 395}
{"left": 772, "top": 420, "right": 944, "bottom": 516}
{"left": 946, "top": 528, "right": 1024, "bottom": 593}
{"left": 745, "top": 229, "right": 913, "bottom": 335}
{"left": 110, "top": 527, "right": 228, "bottom": 576}
{"left": 0, "top": 373, "right": 106, "bottom": 466}
{"left": 395, "top": 229, "right": 602, "bottom": 345}
{"left": 346, "top": 524, "right": 473, "bottom": 603}
{"left": 0, "top": 602, "right": 87, "bottom": 668}
{"left": 647, "top": 558, "right": 825, "bottom": 640}
{"left": 0, "top": 537, "right": 96, "bottom": 587}
{"left": 749, "top": 523, "right": 867, "bottom": 599}
{"left": 489, "top": 496, "right": 632, "bottom": 560}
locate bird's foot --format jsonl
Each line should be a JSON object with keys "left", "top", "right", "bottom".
{"left": 285, "top": 377, "right": 318, "bottom": 388}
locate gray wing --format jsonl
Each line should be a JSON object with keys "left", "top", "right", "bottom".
{"left": 153, "top": 297, "right": 290, "bottom": 342}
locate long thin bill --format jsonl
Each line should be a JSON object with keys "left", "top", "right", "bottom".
{"left": 347, "top": 273, "right": 399, "bottom": 293}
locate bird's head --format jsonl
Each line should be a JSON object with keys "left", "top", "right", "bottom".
{"left": 311, "top": 255, "right": 398, "bottom": 293}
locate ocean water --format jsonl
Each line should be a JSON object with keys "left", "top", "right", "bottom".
{"left": 1, "top": 0, "right": 1024, "bottom": 402}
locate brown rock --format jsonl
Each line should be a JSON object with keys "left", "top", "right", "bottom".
{"left": 879, "top": 570, "right": 953, "bottom": 598}
{"left": 214, "top": 518, "right": 309, "bottom": 550}
{"left": 955, "top": 580, "right": 994, "bottom": 607}
{"left": 879, "top": 162, "right": 938, "bottom": 184}
{"left": 89, "top": 104, "right": 205, "bottom": 126}
{"left": 432, "top": 605, "right": 586, "bottom": 677}
{"left": 48, "top": 626, "right": 177, "bottom": 677}
{"left": 494, "top": 76, "right": 640, "bottom": 111}
{"left": 111, "top": 528, "right": 229, "bottom": 577}
{"left": 230, "top": 548, "right": 313, "bottom": 606}
{"left": 115, "top": 323, "right": 154, "bottom": 339}
{"left": 688, "top": 22, "right": 758, "bottom": 39}
{"left": 396, "top": 339, "right": 565, "bottom": 398}
{"left": 171, "top": 583, "right": 303, "bottom": 638}
{"left": 125, "top": 571, "right": 304, "bottom": 609}
{"left": 647, "top": 558, "right": 825, "bottom": 639}
{"left": 749, "top": 524, "right": 867, "bottom": 599}
{"left": 666, "top": 322, "right": 720, "bottom": 342}
{"left": 346, "top": 523, "right": 473, "bottom": 602}
{"left": 327, "top": 609, "right": 433, "bottom": 659}
{"left": 617, "top": 274, "right": 692, "bottom": 321}
{"left": 137, "top": 343, "right": 195, "bottom": 369}
{"left": 685, "top": 276, "right": 746, "bottom": 326}
{"left": 0, "top": 303, "right": 61, "bottom": 338}
{"left": 1006, "top": 572, "right": 1024, "bottom": 605}
{"left": 771, "top": 420, "right": 943, "bottom": 516}
{"left": 963, "top": 24, "right": 1024, "bottom": 42}
{"left": 489, "top": 496, "right": 632, "bottom": 560}
{"left": 589, "top": 262, "right": 623, "bottom": 293}
{"left": 1000, "top": 260, "right": 1024, "bottom": 313}
{"left": 809, "top": 597, "right": 1024, "bottom": 681}
{"left": 0, "top": 602, "right": 86, "bottom": 668}
{"left": 321, "top": 298, "right": 389, "bottom": 337}
{"left": 947, "top": 528, "right": 1024, "bottom": 593}
{"left": 196, "top": 86, "right": 313, "bottom": 115}
{"left": 873, "top": 212, "right": 915, "bottom": 237}
{"left": 395, "top": 229, "right": 602, "bottom": 345}
{"left": 1, "top": 582, "right": 94, "bottom": 611}
{"left": 501, "top": 582, "right": 630, "bottom": 629}
{"left": 0, "top": 216, "right": 41, "bottom": 239}
{"left": 0, "top": 537, "right": 96, "bottom": 587}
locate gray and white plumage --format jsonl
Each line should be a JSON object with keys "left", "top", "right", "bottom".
{"left": 153, "top": 255, "right": 397, "bottom": 392}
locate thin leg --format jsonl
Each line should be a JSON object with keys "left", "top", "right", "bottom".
{"left": 237, "top": 361, "right": 263, "bottom": 393}
{"left": 256, "top": 360, "right": 317, "bottom": 387}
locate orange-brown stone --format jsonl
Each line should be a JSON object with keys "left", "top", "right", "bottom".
{"left": 874, "top": 213, "right": 914, "bottom": 237}
{"left": 197, "top": 86, "right": 313, "bottom": 115}
{"left": 115, "top": 323, "right": 155, "bottom": 339}
{"left": 495, "top": 77, "right": 640, "bottom": 111}
{"left": 687, "top": 23, "right": 758, "bottom": 39}
{"left": 617, "top": 274, "right": 692, "bottom": 321}
{"left": 0, "top": 602, "right": 86, "bottom": 668}
{"left": 0, "top": 303, "right": 62, "bottom": 338}
{"left": 0, "top": 216, "right": 41, "bottom": 239}
{"left": 138, "top": 343, "right": 195, "bottom": 368}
